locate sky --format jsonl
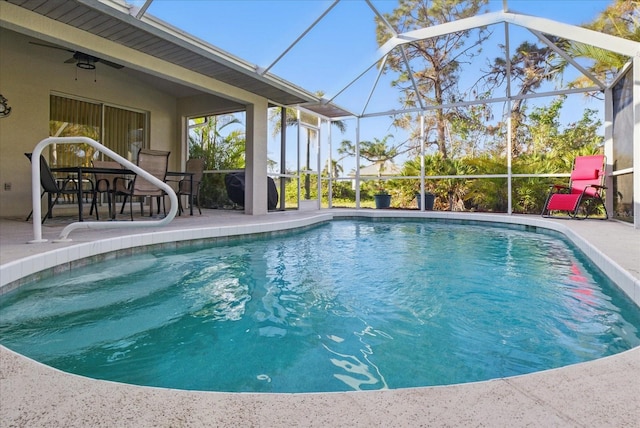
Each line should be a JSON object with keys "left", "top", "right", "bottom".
{"left": 130, "top": 0, "right": 616, "bottom": 173}
{"left": 138, "top": 0, "right": 612, "bottom": 98}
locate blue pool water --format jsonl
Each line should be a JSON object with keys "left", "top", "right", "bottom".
{"left": 1, "top": 220, "right": 639, "bottom": 393}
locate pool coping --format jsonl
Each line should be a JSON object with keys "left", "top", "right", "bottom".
{"left": 1, "top": 210, "right": 639, "bottom": 426}
{"left": 1, "top": 213, "right": 335, "bottom": 293}
{"left": 3, "top": 211, "right": 637, "bottom": 306}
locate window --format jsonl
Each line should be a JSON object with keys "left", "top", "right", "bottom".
{"left": 49, "top": 94, "right": 147, "bottom": 167}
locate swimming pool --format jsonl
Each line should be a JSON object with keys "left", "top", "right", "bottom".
{"left": 1, "top": 219, "right": 639, "bottom": 393}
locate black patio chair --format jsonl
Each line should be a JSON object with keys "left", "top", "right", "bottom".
{"left": 25, "top": 153, "right": 96, "bottom": 223}
{"left": 90, "top": 160, "right": 130, "bottom": 220}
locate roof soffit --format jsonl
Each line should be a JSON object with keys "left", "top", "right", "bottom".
{"left": 2, "top": 0, "right": 319, "bottom": 106}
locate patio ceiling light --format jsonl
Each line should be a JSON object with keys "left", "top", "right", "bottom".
{"left": 75, "top": 59, "right": 96, "bottom": 70}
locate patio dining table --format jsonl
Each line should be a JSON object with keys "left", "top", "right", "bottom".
{"left": 51, "top": 166, "right": 195, "bottom": 221}
{"left": 51, "top": 165, "right": 134, "bottom": 222}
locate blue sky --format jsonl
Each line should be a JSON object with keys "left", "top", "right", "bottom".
{"left": 137, "top": 0, "right": 615, "bottom": 173}
{"left": 142, "top": 0, "right": 612, "bottom": 96}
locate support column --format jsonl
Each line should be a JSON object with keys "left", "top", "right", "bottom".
{"left": 355, "top": 117, "right": 361, "bottom": 209}
{"left": 504, "top": 22, "right": 513, "bottom": 215}
{"left": 279, "top": 107, "right": 287, "bottom": 210}
{"left": 633, "top": 56, "right": 640, "bottom": 228}
{"left": 245, "top": 100, "right": 269, "bottom": 215}
{"left": 603, "top": 86, "right": 614, "bottom": 217}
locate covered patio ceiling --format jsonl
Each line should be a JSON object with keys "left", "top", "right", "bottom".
{"left": 2, "top": 0, "right": 318, "bottom": 108}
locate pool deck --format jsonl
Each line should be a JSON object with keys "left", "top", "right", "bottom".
{"left": 1, "top": 209, "right": 639, "bottom": 427}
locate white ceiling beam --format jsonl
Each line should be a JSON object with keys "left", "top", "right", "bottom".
{"left": 377, "top": 11, "right": 507, "bottom": 58}
{"left": 130, "top": 0, "right": 154, "bottom": 19}
{"left": 508, "top": 13, "right": 640, "bottom": 57}
{"left": 378, "top": 11, "right": 639, "bottom": 60}
{"left": 530, "top": 29, "right": 606, "bottom": 90}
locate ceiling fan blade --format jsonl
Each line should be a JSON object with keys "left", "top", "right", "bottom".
{"left": 29, "top": 41, "right": 124, "bottom": 70}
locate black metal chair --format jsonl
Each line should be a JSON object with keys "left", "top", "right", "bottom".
{"left": 25, "top": 153, "right": 96, "bottom": 223}
{"left": 90, "top": 160, "right": 130, "bottom": 220}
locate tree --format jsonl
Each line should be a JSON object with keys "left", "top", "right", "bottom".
{"left": 587, "top": 0, "right": 639, "bottom": 40}
{"left": 376, "top": 0, "right": 490, "bottom": 159}
{"left": 323, "top": 159, "right": 343, "bottom": 178}
{"left": 188, "top": 114, "right": 244, "bottom": 169}
{"left": 570, "top": 0, "right": 640, "bottom": 86}
{"left": 269, "top": 101, "right": 347, "bottom": 199}
{"left": 401, "top": 153, "right": 477, "bottom": 210}
{"left": 338, "top": 134, "right": 404, "bottom": 175}
{"left": 524, "top": 97, "right": 563, "bottom": 156}
{"left": 526, "top": 97, "right": 603, "bottom": 157}
{"left": 188, "top": 114, "right": 245, "bottom": 207}
{"left": 481, "top": 40, "right": 564, "bottom": 156}
{"left": 339, "top": 134, "right": 410, "bottom": 197}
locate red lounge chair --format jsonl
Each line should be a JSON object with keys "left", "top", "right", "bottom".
{"left": 541, "top": 154, "right": 607, "bottom": 219}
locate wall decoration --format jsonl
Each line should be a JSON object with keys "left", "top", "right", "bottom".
{"left": 0, "top": 95, "right": 11, "bottom": 118}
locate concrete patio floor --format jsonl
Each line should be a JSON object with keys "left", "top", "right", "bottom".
{"left": 1, "top": 209, "right": 639, "bottom": 427}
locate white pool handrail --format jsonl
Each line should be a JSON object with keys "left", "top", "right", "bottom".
{"left": 29, "top": 137, "right": 178, "bottom": 243}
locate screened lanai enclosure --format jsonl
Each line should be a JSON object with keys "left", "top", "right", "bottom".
{"left": 132, "top": 0, "right": 638, "bottom": 226}
{"left": 3, "top": 1, "right": 638, "bottom": 227}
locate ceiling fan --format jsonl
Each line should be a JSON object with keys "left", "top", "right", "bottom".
{"left": 29, "top": 41, "right": 124, "bottom": 70}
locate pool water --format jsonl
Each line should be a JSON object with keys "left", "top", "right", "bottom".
{"left": 1, "top": 220, "right": 639, "bottom": 393}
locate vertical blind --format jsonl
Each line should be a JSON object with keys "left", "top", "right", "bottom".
{"left": 49, "top": 95, "right": 147, "bottom": 166}
{"left": 104, "top": 105, "right": 146, "bottom": 162}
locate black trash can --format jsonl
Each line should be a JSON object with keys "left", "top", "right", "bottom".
{"left": 225, "top": 172, "right": 279, "bottom": 210}
{"left": 416, "top": 192, "right": 435, "bottom": 210}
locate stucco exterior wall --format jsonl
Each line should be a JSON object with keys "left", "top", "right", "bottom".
{"left": 0, "top": 29, "right": 178, "bottom": 218}
{"left": 0, "top": 0, "right": 283, "bottom": 220}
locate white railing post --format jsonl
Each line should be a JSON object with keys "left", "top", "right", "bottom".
{"left": 28, "top": 137, "right": 178, "bottom": 243}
